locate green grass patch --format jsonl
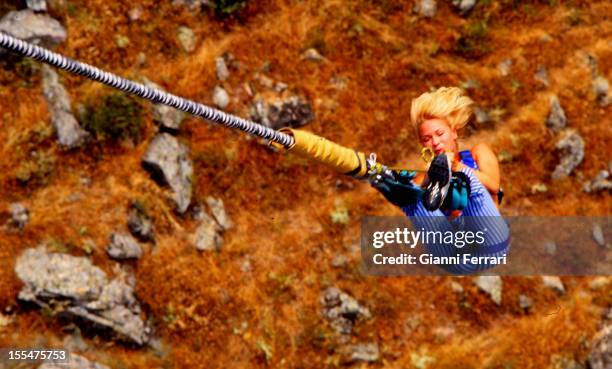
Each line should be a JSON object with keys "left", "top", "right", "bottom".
{"left": 80, "top": 92, "right": 144, "bottom": 144}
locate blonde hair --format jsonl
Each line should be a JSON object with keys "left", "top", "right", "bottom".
{"left": 410, "top": 87, "right": 474, "bottom": 130}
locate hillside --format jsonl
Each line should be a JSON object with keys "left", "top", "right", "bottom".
{"left": 0, "top": 1, "right": 611, "bottom": 368}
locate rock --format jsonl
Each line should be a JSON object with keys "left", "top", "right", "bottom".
{"left": 127, "top": 204, "right": 154, "bottom": 242}
{"left": 274, "top": 82, "right": 288, "bottom": 93}
{"left": 39, "top": 353, "right": 110, "bottom": 369}
{"left": 128, "top": 6, "right": 143, "bottom": 21}
{"left": 552, "top": 130, "right": 584, "bottom": 180}
{"left": 26, "top": 0, "right": 48, "bottom": 12}
{"left": 215, "top": 56, "right": 230, "bottom": 81}
{"left": 41, "top": 65, "right": 90, "bottom": 149}
{"left": 240, "top": 258, "right": 252, "bottom": 272}
{"left": 205, "top": 197, "right": 232, "bottom": 230}
{"left": 452, "top": 0, "right": 476, "bottom": 14}
{"left": 106, "top": 232, "right": 143, "bottom": 260}
{"left": 340, "top": 343, "right": 380, "bottom": 364}
{"left": 9, "top": 202, "right": 29, "bottom": 229}
{"left": 519, "top": 294, "right": 533, "bottom": 310}
{"left": 593, "top": 76, "right": 610, "bottom": 106}
{"left": 250, "top": 95, "right": 314, "bottom": 130}
{"left": 0, "top": 313, "right": 13, "bottom": 328}
{"left": 62, "top": 327, "right": 88, "bottom": 352}
{"left": 585, "top": 53, "right": 599, "bottom": 78}
{"left": 583, "top": 170, "right": 612, "bottom": 193}
{"left": 142, "top": 133, "right": 193, "bottom": 214}
{"left": 193, "top": 211, "right": 223, "bottom": 251}
{"left": 534, "top": 65, "right": 549, "bottom": 87}
{"left": 546, "top": 95, "right": 567, "bottom": 132}
{"left": 433, "top": 326, "right": 456, "bottom": 342}
{"left": 142, "top": 78, "right": 184, "bottom": 132}
{"left": 450, "top": 281, "right": 464, "bottom": 294}
{"left": 321, "top": 287, "right": 371, "bottom": 335}
{"left": 592, "top": 224, "right": 606, "bottom": 248}
{"left": 15, "top": 246, "right": 151, "bottom": 345}
{"left": 331, "top": 254, "right": 348, "bottom": 268}
{"left": 177, "top": 26, "right": 196, "bottom": 52}
{"left": 0, "top": 10, "right": 66, "bottom": 49}
{"left": 413, "top": 0, "right": 437, "bottom": 17}
{"left": 544, "top": 241, "right": 557, "bottom": 255}
{"left": 172, "top": 0, "right": 210, "bottom": 11}
{"left": 473, "top": 107, "right": 492, "bottom": 125}
{"left": 301, "top": 48, "right": 326, "bottom": 62}
{"left": 587, "top": 309, "right": 612, "bottom": 369}
{"left": 589, "top": 277, "right": 610, "bottom": 290}
{"left": 115, "top": 35, "right": 130, "bottom": 49}
{"left": 498, "top": 59, "right": 512, "bottom": 77}
{"left": 473, "top": 276, "right": 502, "bottom": 305}
{"left": 542, "top": 276, "right": 565, "bottom": 294}
{"left": 212, "top": 86, "right": 230, "bottom": 109}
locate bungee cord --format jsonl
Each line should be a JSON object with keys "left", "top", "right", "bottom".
{"left": 0, "top": 31, "right": 295, "bottom": 148}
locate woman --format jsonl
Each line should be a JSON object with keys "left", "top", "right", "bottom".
{"left": 373, "top": 87, "right": 510, "bottom": 274}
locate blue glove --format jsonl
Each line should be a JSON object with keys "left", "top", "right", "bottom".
{"left": 441, "top": 172, "right": 471, "bottom": 211}
{"left": 372, "top": 170, "right": 424, "bottom": 207}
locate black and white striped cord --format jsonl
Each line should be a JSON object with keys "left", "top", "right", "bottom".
{"left": 0, "top": 31, "right": 295, "bottom": 148}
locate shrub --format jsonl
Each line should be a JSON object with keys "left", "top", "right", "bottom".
{"left": 455, "top": 15, "right": 491, "bottom": 59}
{"left": 80, "top": 92, "right": 144, "bottom": 144}
{"left": 213, "top": 0, "right": 248, "bottom": 18}
{"left": 15, "top": 149, "right": 56, "bottom": 186}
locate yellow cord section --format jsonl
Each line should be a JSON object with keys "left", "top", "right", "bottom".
{"left": 275, "top": 128, "right": 368, "bottom": 178}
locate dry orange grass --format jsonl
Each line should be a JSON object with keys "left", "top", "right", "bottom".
{"left": 0, "top": 0, "right": 611, "bottom": 368}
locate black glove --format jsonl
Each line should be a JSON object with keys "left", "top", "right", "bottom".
{"left": 372, "top": 170, "right": 424, "bottom": 208}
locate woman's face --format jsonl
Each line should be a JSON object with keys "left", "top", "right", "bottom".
{"left": 418, "top": 118, "right": 458, "bottom": 155}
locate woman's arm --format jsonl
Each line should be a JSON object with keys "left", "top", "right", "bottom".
{"left": 453, "top": 143, "right": 501, "bottom": 195}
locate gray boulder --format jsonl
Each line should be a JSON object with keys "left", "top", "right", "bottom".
{"left": 215, "top": 55, "right": 230, "bottom": 81}
{"left": 593, "top": 76, "right": 610, "bottom": 107}
{"left": 15, "top": 246, "right": 151, "bottom": 345}
{"left": 340, "top": 343, "right": 380, "bottom": 364}
{"left": 534, "top": 65, "right": 549, "bottom": 87}
{"left": 519, "top": 294, "right": 533, "bottom": 310}
{"left": 172, "top": 0, "right": 210, "bottom": 11}
{"left": 546, "top": 95, "right": 567, "bottom": 132}
{"left": 452, "top": 0, "right": 476, "bottom": 14}
{"left": 0, "top": 10, "right": 65, "bottom": 48}
{"left": 542, "top": 276, "right": 565, "bottom": 294}
{"left": 142, "top": 78, "right": 184, "bottom": 132}
{"left": 106, "top": 232, "right": 143, "bottom": 260}
{"left": 9, "top": 202, "right": 29, "bottom": 229}
{"left": 205, "top": 196, "right": 232, "bottom": 230}
{"left": 42, "top": 65, "right": 90, "bottom": 148}
{"left": 26, "top": 0, "right": 48, "bottom": 12}
{"left": 301, "top": 48, "right": 326, "bottom": 62}
{"left": 193, "top": 211, "right": 223, "bottom": 252}
{"left": 142, "top": 133, "right": 193, "bottom": 214}
{"left": 127, "top": 204, "right": 154, "bottom": 242}
{"left": 587, "top": 309, "right": 612, "bottom": 369}
{"left": 177, "top": 26, "right": 196, "bottom": 53}
{"left": 498, "top": 59, "right": 512, "bottom": 77}
{"left": 414, "top": 0, "right": 437, "bottom": 17}
{"left": 212, "top": 86, "right": 230, "bottom": 109}
{"left": 473, "top": 276, "right": 502, "bottom": 305}
{"left": 552, "top": 130, "right": 584, "bottom": 180}
{"left": 250, "top": 95, "right": 314, "bottom": 130}
{"left": 39, "top": 353, "right": 110, "bottom": 369}
{"left": 584, "top": 170, "right": 612, "bottom": 193}
{"left": 592, "top": 224, "right": 606, "bottom": 248}
{"left": 321, "top": 287, "right": 371, "bottom": 335}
